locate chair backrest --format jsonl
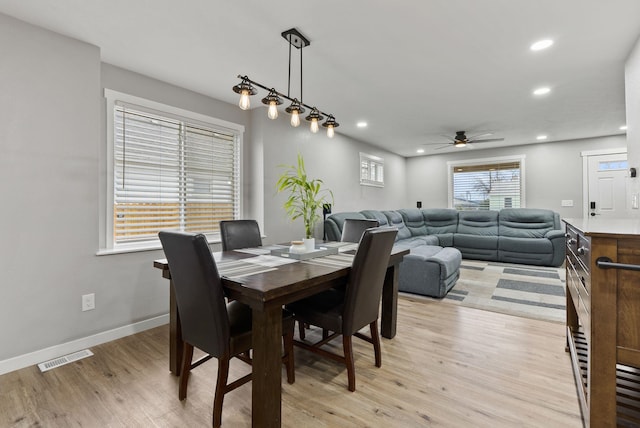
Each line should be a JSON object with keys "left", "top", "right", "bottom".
{"left": 158, "top": 231, "right": 230, "bottom": 357}
{"left": 342, "top": 228, "right": 398, "bottom": 335}
{"left": 219, "top": 220, "right": 262, "bottom": 251}
{"left": 341, "top": 218, "right": 379, "bottom": 243}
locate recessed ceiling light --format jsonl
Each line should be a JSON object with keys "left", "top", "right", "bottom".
{"left": 536, "top": 135, "right": 548, "bottom": 140}
{"left": 533, "top": 87, "right": 551, "bottom": 96}
{"left": 530, "top": 39, "right": 554, "bottom": 51}
{"left": 620, "top": 125, "right": 628, "bottom": 130}
{"left": 416, "top": 148, "right": 425, "bottom": 154}
{"left": 356, "top": 121, "right": 368, "bottom": 128}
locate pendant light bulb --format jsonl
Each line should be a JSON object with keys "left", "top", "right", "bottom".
{"left": 326, "top": 124, "right": 335, "bottom": 138}
{"left": 267, "top": 101, "right": 278, "bottom": 119}
{"left": 310, "top": 118, "right": 319, "bottom": 133}
{"left": 239, "top": 90, "right": 250, "bottom": 110}
{"left": 291, "top": 110, "right": 301, "bottom": 127}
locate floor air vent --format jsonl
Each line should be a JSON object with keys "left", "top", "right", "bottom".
{"left": 38, "top": 349, "right": 94, "bottom": 372}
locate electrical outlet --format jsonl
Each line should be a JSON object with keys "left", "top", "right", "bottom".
{"left": 82, "top": 293, "right": 95, "bottom": 312}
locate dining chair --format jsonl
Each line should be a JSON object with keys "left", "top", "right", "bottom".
{"left": 158, "top": 231, "right": 295, "bottom": 428}
{"left": 341, "top": 218, "right": 380, "bottom": 243}
{"left": 219, "top": 219, "right": 262, "bottom": 251}
{"left": 295, "top": 218, "right": 380, "bottom": 340}
{"left": 286, "top": 227, "right": 398, "bottom": 391}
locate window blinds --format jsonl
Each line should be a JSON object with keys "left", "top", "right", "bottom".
{"left": 114, "top": 105, "right": 239, "bottom": 244}
{"left": 452, "top": 161, "right": 521, "bottom": 210}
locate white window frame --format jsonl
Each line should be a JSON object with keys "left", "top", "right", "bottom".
{"left": 360, "top": 152, "right": 384, "bottom": 187}
{"left": 98, "top": 89, "right": 244, "bottom": 255}
{"left": 447, "top": 154, "right": 526, "bottom": 210}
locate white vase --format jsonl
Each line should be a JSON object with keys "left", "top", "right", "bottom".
{"left": 303, "top": 238, "right": 315, "bottom": 252}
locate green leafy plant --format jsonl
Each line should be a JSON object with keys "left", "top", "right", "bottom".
{"left": 276, "top": 153, "right": 334, "bottom": 239}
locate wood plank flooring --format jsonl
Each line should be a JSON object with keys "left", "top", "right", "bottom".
{"left": 0, "top": 296, "right": 582, "bottom": 427}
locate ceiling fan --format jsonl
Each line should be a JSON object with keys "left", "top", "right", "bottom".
{"left": 426, "top": 131, "right": 504, "bottom": 149}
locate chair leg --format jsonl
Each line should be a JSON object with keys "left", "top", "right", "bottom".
{"left": 298, "top": 320, "right": 306, "bottom": 340}
{"left": 370, "top": 321, "right": 382, "bottom": 368}
{"left": 284, "top": 326, "right": 295, "bottom": 384}
{"left": 179, "top": 343, "right": 194, "bottom": 400}
{"left": 343, "top": 335, "right": 356, "bottom": 392}
{"left": 213, "top": 355, "right": 230, "bottom": 428}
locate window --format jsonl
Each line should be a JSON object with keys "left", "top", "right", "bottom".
{"left": 102, "top": 90, "right": 243, "bottom": 252}
{"left": 448, "top": 155, "right": 525, "bottom": 210}
{"left": 360, "top": 153, "right": 384, "bottom": 187}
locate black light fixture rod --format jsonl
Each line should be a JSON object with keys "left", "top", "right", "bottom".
{"left": 236, "top": 74, "right": 333, "bottom": 119}
{"left": 287, "top": 41, "right": 292, "bottom": 98}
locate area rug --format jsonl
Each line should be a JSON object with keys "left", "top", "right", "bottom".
{"left": 412, "top": 260, "right": 566, "bottom": 323}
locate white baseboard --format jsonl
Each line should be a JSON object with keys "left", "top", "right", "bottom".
{"left": 0, "top": 314, "right": 169, "bottom": 376}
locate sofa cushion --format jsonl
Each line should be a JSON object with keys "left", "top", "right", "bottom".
{"left": 498, "top": 208, "right": 557, "bottom": 238}
{"left": 421, "top": 208, "right": 458, "bottom": 246}
{"left": 457, "top": 210, "right": 498, "bottom": 235}
{"left": 399, "top": 245, "right": 462, "bottom": 298}
{"left": 382, "top": 210, "right": 412, "bottom": 241}
{"left": 398, "top": 208, "right": 428, "bottom": 237}
{"left": 499, "top": 237, "right": 554, "bottom": 265}
{"left": 422, "top": 209, "right": 459, "bottom": 234}
{"left": 360, "top": 210, "right": 389, "bottom": 227}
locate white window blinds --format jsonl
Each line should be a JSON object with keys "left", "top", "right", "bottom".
{"left": 113, "top": 105, "right": 239, "bottom": 245}
{"left": 451, "top": 160, "right": 522, "bottom": 210}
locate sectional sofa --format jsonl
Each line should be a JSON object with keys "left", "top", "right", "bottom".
{"left": 324, "top": 208, "right": 565, "bottom": 298}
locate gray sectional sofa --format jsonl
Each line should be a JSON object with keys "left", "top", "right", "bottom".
{"left": 324, "top": 208, "right": 565, "bottom": 298}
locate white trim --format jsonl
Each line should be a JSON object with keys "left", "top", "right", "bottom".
{"left": 447, "top": 154, "right": 527, "bottom": 209}
{"left": 581, "top": 148, "right": 629, "bottom": 218}
{"left": 359, "top": 152, "right": 385, "bottom": 187}
{"left": 100, "top": 89, "right": 244, "bottom": 253}
{"left": 580, "top": 147, "right": 627, "bottom": 157}
{"left": 0, "top": 314, "right": 169, "bottom": 376}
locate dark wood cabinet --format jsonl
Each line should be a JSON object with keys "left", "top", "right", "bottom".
{"left": 564, "top": 218, "right": 640, "bottom": 427}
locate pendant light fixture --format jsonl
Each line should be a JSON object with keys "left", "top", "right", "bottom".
{"left": 261, "top": 89, "right": 282, "bottom": 120}
{"left": 232, "top": 28, "right": 339, "bottom": 138}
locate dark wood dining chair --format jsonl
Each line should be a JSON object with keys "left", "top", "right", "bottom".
{"left": 219, "top": 219, "right": 262, "bottom": 251}
{"left": 158, "top": 231, "right": 294, "bottom": 427}
{"left": 286, "top": 227, "right": 398, "bottom": 391}
{"left": 341, "top": 218, "right": 380, "bottom": 243}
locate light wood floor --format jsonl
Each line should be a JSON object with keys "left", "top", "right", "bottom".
{"left": 0, "top": 297, "right": 583, "bottom": 427}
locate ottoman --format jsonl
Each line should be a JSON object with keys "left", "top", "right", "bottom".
{"left": 398, "top": 245, "right": 462, "bottom": 298}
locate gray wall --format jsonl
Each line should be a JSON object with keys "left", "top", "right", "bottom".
{"left": 255, "top": 112, "right": 407, "bottom": 244}
{"left": 626, "top": 34, "right": 640, "bottom": 198}
{"left": 0, "top": 13, "right": 104, "bottom": 362}
{"left": 406, "top": 135, "right": 627, "bottom": 219}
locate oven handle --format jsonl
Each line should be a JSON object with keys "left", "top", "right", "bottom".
{"left": 596, "top": 256, "right": 640, "bottom": 272}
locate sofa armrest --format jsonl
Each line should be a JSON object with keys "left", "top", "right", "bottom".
{"left": 545, "top": 229, "right": 565, "bottom": 240}
{"left": 545, "top": 229, "right": 566, "bottom": 266}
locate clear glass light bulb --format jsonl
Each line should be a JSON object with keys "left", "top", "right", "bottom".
{"left": 310, "top": 118, "right": 319, "bottom": 133}
{"left": 326, "top": 125, "right": 335, "bottom": 138}
{"left": 239, "top": 90, "right": 250, "bottom": 110}
{"left": 290, "top": 111, "right": 300, "bottom": 127}
{"left": 267, "top": 101, "right": 278, "bottom": 120}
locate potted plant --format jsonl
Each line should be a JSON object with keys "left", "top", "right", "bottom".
{"left": 276, "top": 153, "right": 333, "bottom": 251}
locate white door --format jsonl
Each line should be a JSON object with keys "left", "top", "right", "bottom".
{"left": 587, "top": 153, "right": 632, "bottom": 218}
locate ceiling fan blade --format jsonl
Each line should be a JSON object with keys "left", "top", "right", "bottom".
{"left": 469, "top": 138, "right": 505, "bottom": 143}
{"left": 467, "top": 132, "right": 493, "bottom": 140}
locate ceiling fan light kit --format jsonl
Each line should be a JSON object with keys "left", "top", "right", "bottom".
{"left": 232, "top": 28, "right": 339, "bottom": 138}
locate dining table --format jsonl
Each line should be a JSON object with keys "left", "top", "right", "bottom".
{"left": 153, "top": 241, "right": 409, "bottom": 427}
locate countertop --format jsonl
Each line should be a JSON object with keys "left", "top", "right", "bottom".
{"left": 563, "top": 217, "right": 640, "bottom": 238}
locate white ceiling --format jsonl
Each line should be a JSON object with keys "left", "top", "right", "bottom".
{"left": 2, "top": 0, "right": 640, "bottom": 157}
